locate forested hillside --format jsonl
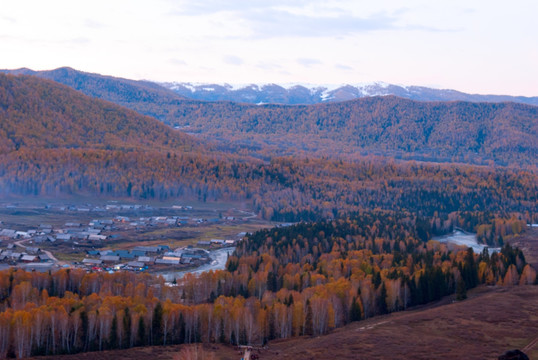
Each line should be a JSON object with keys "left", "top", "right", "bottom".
{"left": 0, "top": 74, "right": 197, "bottom": 153}
{"left": 2, "top": 150, "right": 537, "bottom": 225}
{"left": 0, "top": 212, "right": 534, "bottom": 358}
{"left": 168, "top": 97, "right": 538, "bottom": 165}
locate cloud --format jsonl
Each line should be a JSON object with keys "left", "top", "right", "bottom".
{"left": 245, "top": 9, "right": 397, "bottom": 38}
{"left": 297, "top": 58, "right": 322, "bottom": 67}
{"left": 171, "top": 0, "right": 310, "bottom": 16}
{"left": 335, "top": 64, "right": 353, "bottom": 70}
{"left": 163, "top": 1, "right": 465, "bottom": 45}
{"left": 1, "top": 16, "right": 16, "bottom": 24}
{"left": 168, "top": 1, "right": 407, "bottom": 39}
{"left": 223, "top": 55, "right": 244, "bottom": 65}
{"left": 256, "top": 61, "right": 283, "bottom": 70}
{"left": 167, "top": 2, "right": 457, "bottom": 40}
{"left": 169, "top": 58, "right": 187, "bottom": 66}
{"left": 84, "top": 19, "right": 105, "bottom": 29}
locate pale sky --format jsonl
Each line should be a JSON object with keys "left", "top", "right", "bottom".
{"left": 1, "top": 0, "right": 537, "bottom": 96}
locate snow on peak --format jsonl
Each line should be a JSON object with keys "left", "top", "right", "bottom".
{"left": 162, "top": 81, "right": 399, "bottom": 94}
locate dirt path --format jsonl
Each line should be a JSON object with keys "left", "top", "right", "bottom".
{"left": 236, "top": 209, "right": 257, "bottom": 220}
{"left": 14, "top": 237, "right": 29, "bottom": 249}
{"left": 522, "top": 335, "right": 538, "bottom": 353}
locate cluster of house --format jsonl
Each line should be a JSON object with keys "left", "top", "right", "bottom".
{"left": 197, "top": 238, "right": 238, "bottom": 247}
{"left": 0, "top": 221, "right": 111, "bottom": 244}
{"left": 0, "top": 211, "right": 215, "bottom": 246}
{"left": 43, "top": 203, "right": 155, "bottom": 212}
{"left": 0, "top": 204, "right": 244, "bottom": 274}
{"left": 81, "top": 245, "right": 213, "bottom": 271}
{"left": 123, "top": 215, "right": 230, "bottom": 228}
{"left": 0, "top": 244, "right": 55, "bottom": 272}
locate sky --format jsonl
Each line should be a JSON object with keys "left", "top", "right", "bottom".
{"left": 1, "top": 0, "right": 537, "bottom": 96}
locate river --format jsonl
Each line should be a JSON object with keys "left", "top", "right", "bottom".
{"left": 159, "top": 247, "right": 236, "bottom": 281}
{"left": 434, "top": 230, "right": 499, "bottom": 254}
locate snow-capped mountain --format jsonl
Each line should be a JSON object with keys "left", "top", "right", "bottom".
{"left": 161, "top": 81, "right": 538, "bottom": 106}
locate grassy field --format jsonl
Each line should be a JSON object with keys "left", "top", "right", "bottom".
{"left": 258, "top": 285, "right": 538, "bottom": 360}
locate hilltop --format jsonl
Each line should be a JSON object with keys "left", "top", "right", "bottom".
{"left": 0, "top": 74, "right": 244, "bottom": 200}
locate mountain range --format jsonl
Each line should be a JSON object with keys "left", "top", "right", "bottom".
{"left": 161, "top": 81, "right": 538, "bottom": 106}
{"left": 1, "top": 67, "right": 537, "bottom": 166}
{"left": 166, "top": 96, "right": 538, "bottom": 165}
{"left": 3, "top": 67, "right": 538, "bottom": 108}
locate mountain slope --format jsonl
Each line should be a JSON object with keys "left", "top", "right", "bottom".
{"left": 0, "top": 67, "right": 187, "bottom": 123}
{"left": 162, "top": 81, "right": 538, "bottom": 106}
{"left": 166, "top": 96, "right": 538, "bottom": 165}
{"left": 0, "top": 73, "right": 197, "bottom": 153}
{"left": 0, "top": 73, "right": 226, "bottom": 199}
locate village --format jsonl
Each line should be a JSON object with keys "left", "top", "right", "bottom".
{"left": 0, "top": 201, "right": 246, "bottom": 274}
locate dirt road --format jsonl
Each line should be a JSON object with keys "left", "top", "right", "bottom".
{"left": 14, "top": 238, "right": 69, "bottom": 266}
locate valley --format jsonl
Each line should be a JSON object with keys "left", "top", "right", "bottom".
{"left": 2, "top": 0, "right": 537, "bottom": 358}
{"left": 0, "top": 69, "right": 535, "bottom": 360}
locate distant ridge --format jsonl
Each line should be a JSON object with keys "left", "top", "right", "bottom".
{"left": 162, "top": 81, "right": 538, "bottom": 106}
{"left": 2, "top": 68, "right": 537, "bottom": 108}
